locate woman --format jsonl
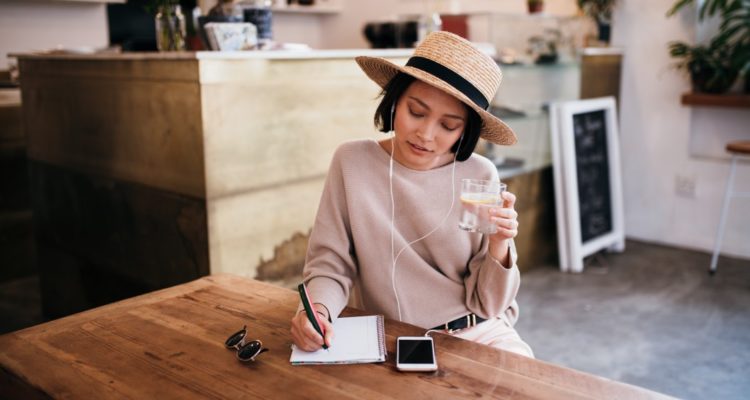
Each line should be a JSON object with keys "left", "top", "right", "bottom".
{"left": 290, "top": 31, "right": 533, "bottom": 358}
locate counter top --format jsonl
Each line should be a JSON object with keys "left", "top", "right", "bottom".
{"left": 12, "top": 49, "right": 414, "bottom": 61}
{"left": 11, "top": 43, "right": 504, "bottom": 61}
{"left": 581, "top": 47, "right": 625, "bottom": 56}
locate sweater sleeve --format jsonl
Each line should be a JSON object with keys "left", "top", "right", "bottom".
{"left": 300, "top": 147, "right": 357, "bottom": 321}
{"left": 463, "top": 237, "right": 520, "bottom": 319}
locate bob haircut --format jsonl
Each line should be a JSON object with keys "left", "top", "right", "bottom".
{"left": 373, "top": 72, "right": 482, "bottom": 162}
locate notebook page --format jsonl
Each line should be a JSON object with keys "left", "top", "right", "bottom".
{"left": 290, "top": 316, "right": 383, "bottom": 364}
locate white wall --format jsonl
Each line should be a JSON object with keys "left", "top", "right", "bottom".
{"left": 0, "top": 0, "right": 110, "bottom": 70}
{"left": 614, "top": 0, "right": 750, "bottom": 259}
{"left": 273, "top": 13, "right": 325, "bottom": 48}
{"left": 314, "top": 0, "right": 401, "bottom": 50}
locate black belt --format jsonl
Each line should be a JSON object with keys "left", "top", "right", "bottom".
{"left": 432, "top": 313, "right": 487, "bottom": 332}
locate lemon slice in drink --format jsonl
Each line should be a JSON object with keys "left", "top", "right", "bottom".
{"left": 460, "top": 193, "right": 500, "bottom": 204}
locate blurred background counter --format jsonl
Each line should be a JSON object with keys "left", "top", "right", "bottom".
{"left": 16, "top": 49, "right": 404, "bottom": 317}
{"left": 14, "top": 48, "right": 619, "bottom": 318}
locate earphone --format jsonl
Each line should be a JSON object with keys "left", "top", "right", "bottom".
{"left": 388, "top": 103, "right": 395, "bottom": 180}
{"left": 388, "top": 100, "right": 465, "bottom": 322}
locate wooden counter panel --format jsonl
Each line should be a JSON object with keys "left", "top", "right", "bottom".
{"left": 200, "top": 58, "right": 390, "bottom": 198}
{"left": 30, "top": 162, "right": 209, "bottom": 318}
{"left": 505, "top": 166, "right": 558, "bottom": 270}
{"left": 18, "top": 58, "right": 199, "bottom": 82}
{"left": 21, "top": 70, "right": 205, "bottom": 198}
{"left": 580, "top": 54, "right": 622, "bottom": 103}
{"left": 206, "top": 175, "right": 324, "bottom": 277}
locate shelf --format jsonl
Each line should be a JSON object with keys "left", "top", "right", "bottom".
{"left": 681, "top": 93, "right": 750, "bottom": 109}
{"left": 271, "top": 4, "right": 340, "bottom": 14}
{"left": 489, "top": 105, "right": 548, "bottom": 122}
{"left": 499, "top": 61, "right": 580, "bottom": 70}
{"left": 50, "top": 0, "right": 125, "bottom": 3}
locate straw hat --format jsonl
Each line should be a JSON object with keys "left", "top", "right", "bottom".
{"left": 355, "top": 31, "right": 516, "bottom": 146}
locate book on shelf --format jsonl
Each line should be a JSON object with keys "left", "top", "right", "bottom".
{"left": 204, "top": 22, "right": 258, "bottom": 51}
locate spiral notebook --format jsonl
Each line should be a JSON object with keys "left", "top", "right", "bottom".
{"left": 290, "top": 315, "right": 386, "bottom": 365}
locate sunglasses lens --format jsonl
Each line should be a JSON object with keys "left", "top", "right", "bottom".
{"left": 225, "top": 329, "right": 246, "bottom": 348}
{"left": 237, "top": 341, "right": 261, "bottom": 361}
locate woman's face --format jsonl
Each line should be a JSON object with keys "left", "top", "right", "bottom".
{"left": 391, "top": 80, "right": 467, "bottom": 171}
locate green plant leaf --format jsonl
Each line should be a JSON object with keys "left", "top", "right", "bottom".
{"left": 703, "top": 0, "right": 719, "bottom": 19}
{"left": 667, "top": 0, "right": 749, "bottom": 88}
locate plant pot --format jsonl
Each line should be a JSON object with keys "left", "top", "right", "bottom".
{"left": 690, "top": 65, "right": 737, "bottom": 94}
{"left": 527, "top": 2, "right": 543, "bottom": 14}
{"left": 597, "top": 20, "right": 611, "bottom": 43}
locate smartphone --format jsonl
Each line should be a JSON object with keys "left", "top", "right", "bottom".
{"left": 396, "top": 336, "right": 438, "bottom": 372}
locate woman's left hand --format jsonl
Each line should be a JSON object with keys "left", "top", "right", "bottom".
{"left": 487, "top": 191, "right": 518, "bottom": 266}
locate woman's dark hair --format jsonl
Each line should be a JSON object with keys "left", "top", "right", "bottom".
{"left": 373, "top": 72, "right": 482, "bottom": 162}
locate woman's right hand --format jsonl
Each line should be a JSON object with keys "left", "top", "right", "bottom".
{"left": 290, "top": 303, "right": 334, "bottom": 352}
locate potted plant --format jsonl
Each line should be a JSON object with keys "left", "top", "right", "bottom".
{"left": 577, "top": 0, "right": 618, "bottom": 43}
{"left": 667, "top": 0, "right": 750, "bottom": 93}
{"left": 732, "top": 42, "right": 750, "bottom": 92}
{"left": 713, "top": 0, "right": 750, "bottom": 92}
{"left": 669, "top": 37, "right": 737, "bottom": 93}
{"left": 527, "top": 0, "right": 544, "bottom": 14}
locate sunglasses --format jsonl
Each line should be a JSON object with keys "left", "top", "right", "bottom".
{"left": 225, "top": 325, "right": 269, "bottom": 362}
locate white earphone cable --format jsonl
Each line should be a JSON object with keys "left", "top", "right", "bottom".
{"left": 389, "top": 106, "right": 465, "bottom": 321}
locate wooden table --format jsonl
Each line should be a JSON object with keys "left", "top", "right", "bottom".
{"left": 0, "top": 275, "right": 672, "bottom": 399}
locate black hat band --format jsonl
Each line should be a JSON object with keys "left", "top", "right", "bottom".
{"left": 406, "top": 56, "right": 490, "bottom": 110}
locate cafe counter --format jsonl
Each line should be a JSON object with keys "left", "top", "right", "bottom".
{"left": 16, "top": 49, "right": 589, "bottom": 317}
{"left": 17, "top": 49, "right": 413, "bottom": 317}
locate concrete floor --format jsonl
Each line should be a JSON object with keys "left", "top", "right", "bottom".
{"left": 1, "top": 239, "right": 748, "bottom": 399}
{"left": 515, "top": 240, "right": 750, "bottom": 400}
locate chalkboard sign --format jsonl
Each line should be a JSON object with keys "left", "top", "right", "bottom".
{"left": 573, "top": 110, "right": 613, "bottom": 243}
{"left": 550, "top": 97, "right": 624, "bottom": 272}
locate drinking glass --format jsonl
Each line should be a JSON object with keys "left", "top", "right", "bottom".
{"left": 459, "top": 179, "right": 506, "bottom": 234}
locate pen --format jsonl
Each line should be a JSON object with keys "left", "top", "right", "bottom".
{"left": 298, "top": 282, "right": 328, "bottom": 350}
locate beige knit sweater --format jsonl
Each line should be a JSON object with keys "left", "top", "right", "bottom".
{"left": 303, "top": 139, "right": 520, "bottom": 329}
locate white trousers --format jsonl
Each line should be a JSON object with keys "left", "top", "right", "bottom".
{"left": 451, "top": 316, "right": 534, "bottom": 358}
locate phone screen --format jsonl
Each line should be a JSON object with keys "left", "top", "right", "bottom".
{"left": 398, "top": 339, "right": 435, "bottom": 364}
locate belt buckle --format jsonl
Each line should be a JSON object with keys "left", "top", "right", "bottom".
{"left": 443, "top": 314, "right": 478, "bottom": 333}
